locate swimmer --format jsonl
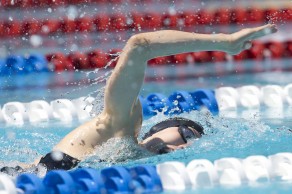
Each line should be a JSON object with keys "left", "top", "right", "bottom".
{"left": 1, "top": 24, "right": 277, "bottom": 174}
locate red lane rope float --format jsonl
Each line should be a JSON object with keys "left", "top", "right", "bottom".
{"left": 45, "top": 40, "right": 292, "bottom": 72}
{"left": 0, "top": 0, "right": 129, "bottom": 9}
{"left": 0, "top": 7, "right": 291, "bottom": 37}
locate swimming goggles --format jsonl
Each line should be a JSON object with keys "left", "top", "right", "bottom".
{"left": 142, "top": 117, "right": 204, "bottom": 141}
{"left": 177, "top": 125, "right": 198, "bottom": 143}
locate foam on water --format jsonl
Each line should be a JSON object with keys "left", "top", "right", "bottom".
{"left": 0, "top": 130, "right": 59, "bottom": 163}
{"left": 80, "top": 137, "right": 153, "bottom": 169}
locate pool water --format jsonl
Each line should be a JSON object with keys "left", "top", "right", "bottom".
{"left": 0, "top": 61, "right": 292, "bottom": 193}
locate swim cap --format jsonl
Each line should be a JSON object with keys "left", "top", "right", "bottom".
{"left": 142, "top": 117, "right": 204, "bottom": 140}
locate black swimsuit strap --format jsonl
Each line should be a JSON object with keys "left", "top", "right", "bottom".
{"left": 142, "top": 117, "right": 204, "bottom": 140}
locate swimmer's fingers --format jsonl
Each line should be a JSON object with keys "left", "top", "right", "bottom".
{"left": 248, "top": 24, "right": 277, "bottom": 40}
{"left": 227, "top": 24, "right": 277, "bottom": 55}
{"left": 236, "top": 24, "right": 277, "bottom": 42}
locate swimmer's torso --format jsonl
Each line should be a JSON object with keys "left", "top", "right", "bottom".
{"left": 53, "top": 99, "right": 142, "bottom": 160}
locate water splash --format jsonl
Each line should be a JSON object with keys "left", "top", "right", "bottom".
{"left": 81, "top": 109, "right": 292, "bottom": 168}
{"left": 69, "top": 51, "right": 121, "bottom": 116}
{"left": 80, "top": 137, "right": 153, "bottom": 169}
{"left": 0, "top": 131, "right": 59, "bottom": 163}
{"left": 87, "top": 52, "right": 121, "bottom": 116}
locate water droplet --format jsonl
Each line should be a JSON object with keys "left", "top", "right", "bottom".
{"left": 128, "top": 60, "right": 133, "bottom": 66}
{"left": 67, "top": 6, "right": 78, "bottom": 20}
{"left": 30, "top": 35, "right": 43, "bottom": 47}
{"left": 168, "top": 7, "right": 176, "bottom": 15}
{"left": 51, "top": 151, "right": 63, "bottom": 161}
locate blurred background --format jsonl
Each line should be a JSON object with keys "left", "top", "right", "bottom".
{"left": 0, "top": 0, "right": 291, "bottom": 58}
{"left": 0, "top": 0, "right": 291, "bottom": 107}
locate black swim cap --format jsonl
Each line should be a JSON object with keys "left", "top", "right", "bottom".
{"left": 142, "top": 117, "right": 204, "bottom": 140}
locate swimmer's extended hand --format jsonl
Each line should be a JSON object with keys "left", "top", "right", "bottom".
{"left": 227, "top": 24, "right": 278, "bottom": 55}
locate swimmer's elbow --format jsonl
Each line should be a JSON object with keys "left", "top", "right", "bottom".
{"left": 127, "top": 34, "right": 150, "bottom": 50}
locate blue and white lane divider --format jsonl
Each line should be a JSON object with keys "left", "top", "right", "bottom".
{"left": 0, "top": 89, "right": 219, "bottom": 125}
{"left": 0, "top": 84, "right": 292, "bottom": 125}
{"left": 0, "top": 152, "right": 292, "bottom": 193}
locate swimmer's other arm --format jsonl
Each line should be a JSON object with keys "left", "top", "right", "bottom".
{"left": 105, "top": 24, "right": 277, "bottom": 117}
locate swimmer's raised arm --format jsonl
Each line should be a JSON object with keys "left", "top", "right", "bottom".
{"left": 138, "top": 24, "right": 277, "bottom": 57}
{"left": 104, "top": 24, "right": 277, "bottom": 117}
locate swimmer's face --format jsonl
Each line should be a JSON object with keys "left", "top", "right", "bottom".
{"left": 140, "top": 126, "right": 201, "bottom": 154}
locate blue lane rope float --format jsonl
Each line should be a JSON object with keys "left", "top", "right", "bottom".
{"left": 70, "top": 168, "right": 105, "bottom": 193}
{"left": 129, "top": 166, "right": 162, "bottom": 193}
{"left": 190, "top": 89, "right": 219, "bottom": 115}
{"left": 25, "top": 54, "right": 49, "bottom": 72}
{"left": 168, "top": 91, "right": 196, "bottom": 114}
{"left": 0, "top": 54, "right": 49, "bottom": 75}
{"left": 43, "top": 170, "right": 76, "bottom": 194}
{"left": 140, "top": 93, "right": 170, "bottom": 117}
{"left": 16, "top": 173, "right": 46, "bottom": 194}
{"left": 4, "top": 55, "right": 25, "bottom": 75}
{"left": 140, "top": 89, "right": 219, "bottom": 117}
{"left": 101, "top": 166, "right": 132, "bottom": 193}
{"left": 0, "top": 59, "right": 6, "bottom": 75}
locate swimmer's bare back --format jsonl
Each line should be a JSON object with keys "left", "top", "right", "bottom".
{"left": 47, "top": 24, "right": 277, "bottom": 163}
